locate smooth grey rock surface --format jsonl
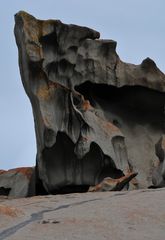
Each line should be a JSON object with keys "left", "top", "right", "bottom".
{"left": 0, "top": 168, "right": 35, "bottom": 198}
{"left": 0, "top": 189, "right": 165, "bottom": 240}
{"left": 14, "top": 11, "right": 165, "bottom": 194}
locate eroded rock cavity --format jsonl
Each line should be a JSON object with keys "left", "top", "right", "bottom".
{"left": 14, "top": 11, "right": 165, "bottom": 194}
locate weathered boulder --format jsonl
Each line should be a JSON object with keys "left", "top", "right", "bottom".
{"left": 151, "top": 135, "right": 165, "bottom": 187}
{"left": 14, "top": 11, "right": 165, "bottom": 194}
{"left": 0, "top": 167, "right": 35, "bottom": 197}
{"left": 88, "top": 172, "right": 137, "bottom": 192}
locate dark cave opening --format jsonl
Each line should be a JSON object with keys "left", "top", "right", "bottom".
{"left": 42, "top": 132, "right": 123, "bottom": 194}
{"left": 0, "top": 187, "right": 11, "bottom": 196}
{"left": 75, "top": 81, "right": 165, "bottom": 188}
{"left": 75, "top": 81, "right": 165, "bottom": 131}
{"left": 39, "top": 83, "right": 165, "bottom": 194}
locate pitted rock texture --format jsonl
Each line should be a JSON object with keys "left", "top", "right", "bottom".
{"left": 14, "top": 11, "right": 165, "bottom": 194}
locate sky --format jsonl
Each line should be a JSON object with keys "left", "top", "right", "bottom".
{"left": 0, "top": 0, "right": 165, "bottom": 170}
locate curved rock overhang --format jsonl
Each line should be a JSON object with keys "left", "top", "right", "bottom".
{"left": 14, "top": 11, "right": 165, "bottom": 194}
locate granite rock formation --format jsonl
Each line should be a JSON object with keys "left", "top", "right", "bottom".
{"left": 152, "top": 135, "right": 165, "bottom": 188}
{"left": 0, "top": 167, "right": 35, "bottom": 197}
{"left": 14, "top": 11, "right": 165, "bottom": 194}
{"left": 1, "top": 189, "right": 165, "bottom": 240}
{"left": 88, "top": 172, "right": 137, "bottom": 192}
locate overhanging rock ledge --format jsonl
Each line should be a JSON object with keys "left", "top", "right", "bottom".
{"left": 14, "top": 11, "right": 165, "bottom": 195}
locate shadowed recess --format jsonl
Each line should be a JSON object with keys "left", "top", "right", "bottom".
{"left": 76, "top": 82, "right": 165, "bottom": 188}
{"left": 75, "top": 82, "right": 165, "bottom": 130}
{"left": 42, "top": 132, "right": 123, "bottom": 194}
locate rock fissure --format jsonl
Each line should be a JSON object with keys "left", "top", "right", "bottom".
{"left": 0, "top": 198, "right": 100, "bottom": 240}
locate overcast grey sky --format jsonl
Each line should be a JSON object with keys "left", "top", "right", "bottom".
{"left": 0, "top": 0, "right": 165, "bottom": 169}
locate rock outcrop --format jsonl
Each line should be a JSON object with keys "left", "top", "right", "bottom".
{"left": 0, "top": 167, "right": 35, "bottom": 197}
{"left": 1, "top": 189, "right": 165, "bottom": 240}
{"left": 14, "top": 11, "right": 165, "bottom": 194}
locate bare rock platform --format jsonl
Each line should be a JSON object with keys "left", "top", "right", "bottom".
{"left": 0, "top": 188, "right": 165, "bottom": 240}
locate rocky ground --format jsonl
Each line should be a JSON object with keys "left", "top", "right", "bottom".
{"left": 0, "top": 188, "right": 165, "bottom": 240}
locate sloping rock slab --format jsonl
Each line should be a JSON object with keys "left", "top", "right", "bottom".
{"left": 0, "top": 188, "right": 165, "bottom": 240}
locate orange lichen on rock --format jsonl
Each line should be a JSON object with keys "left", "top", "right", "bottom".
{"left": 0, "top": 170, "right": 6, "bottom": 175}
{"left": 8, "top": 167, "right": 34, "bottom": 180}
{"left": 37, "top": 85, "right": 50, "bottom": 100}
{"left": 37, "top": 81, "right": 59, "bottom": 100}
{"left": 106, "top": 121, "right": 121, "bottom": 133}
{"left": 82, "top": 100, "right": 93, "bottom": 111}
{"left": 89, "top": 172, "right": 137, "bottom": 192}
{"left": 0, "top": 205, "right": 23, "bottom": 217}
